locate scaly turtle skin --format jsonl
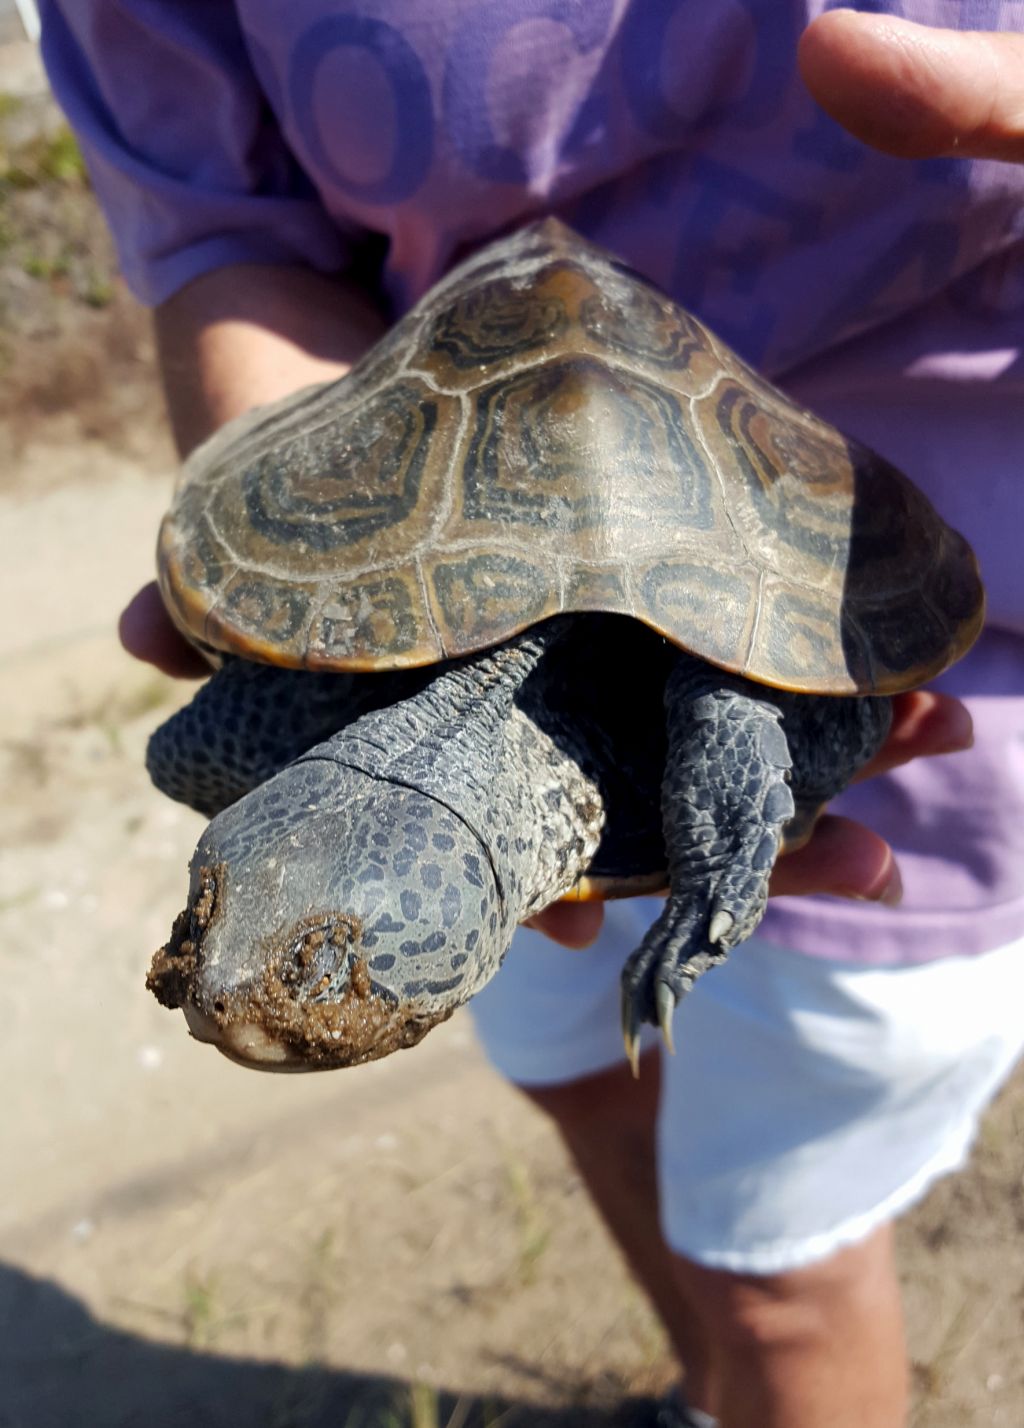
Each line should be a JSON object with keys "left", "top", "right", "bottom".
{"left": 146, "top": 219, "right": 983, "bottom": 1072}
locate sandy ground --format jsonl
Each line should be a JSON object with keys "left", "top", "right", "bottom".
{"left": 1, "top": 46, "right": 1022, "bottom": 1428}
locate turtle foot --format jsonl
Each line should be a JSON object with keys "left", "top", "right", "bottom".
{"left": 618, "top": 892, "right": 752, "bottom": 1072}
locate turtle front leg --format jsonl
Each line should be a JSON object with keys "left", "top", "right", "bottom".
{"left": 619, "top": 658, "right": 891, "bottom": 1070}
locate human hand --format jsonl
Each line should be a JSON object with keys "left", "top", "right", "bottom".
{"left": 799, "top": 10, "right": 1024, "bottom": 162}
{"left": 119, "top": 580, "right": 210, "bottom": 677}
{"left": 527, "top": 689, "right": 974, "bottom": 948}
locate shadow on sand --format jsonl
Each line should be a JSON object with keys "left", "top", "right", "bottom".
{"left": 0, "top": 1262, "right": 662, "bottom": 1428}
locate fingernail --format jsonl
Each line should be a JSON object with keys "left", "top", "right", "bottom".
{"left": 937, "top": 706, "right": 974, "bottom": 753}
{"left": 879, "top": 864, "right": 903, "bottom": 906}
{"left": 936, "top": 734, "right": 974, "bottom": 754}
{"left": 842, "top": 863, "right": 903, "bottom": 906}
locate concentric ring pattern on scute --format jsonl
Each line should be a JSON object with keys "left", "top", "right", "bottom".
{"left": 159, "top": 219, "right": 984, "bottom": 694}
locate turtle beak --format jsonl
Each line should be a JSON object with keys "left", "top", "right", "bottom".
{"left": 148, "top": 862, "right": 332, "bottom": 1071}
{"left": 181, "top": 1002, "right": 305, "bottom": 1070}
{"left": 148, "top": 852, "right": 440, "bottom": 1072}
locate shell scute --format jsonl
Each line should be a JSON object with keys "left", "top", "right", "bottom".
{"left": 227, "top": 377, "right": 448, "bottom": 564}
{"left": 639, "top": 560, "right": 759, "bottom": 670}
{"left": 424, "top": 551, "right": 559, "bottom": 659}
{"left": 457, "top": 355, "right": 715, "bottom": 538}
{"left": 306, "top": 571, "right": 435, "bottom": 670}
{"left": 417, "top": 268, "right": 572, "bottom": 386}
{"left": 207, "top": 573, "right": 313, "bottom": 662}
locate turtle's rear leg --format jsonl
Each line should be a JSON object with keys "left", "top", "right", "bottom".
{"left": 619, "top": 657, "right": 892, "bottom": 1068}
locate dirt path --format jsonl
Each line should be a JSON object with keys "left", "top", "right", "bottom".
{"left": 1, "top": 51, "right": 1021, "bottom": 1427}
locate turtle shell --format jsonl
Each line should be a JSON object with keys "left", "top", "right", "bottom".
{"left": 159, "top": 219, "right": 984, "bottom": 695}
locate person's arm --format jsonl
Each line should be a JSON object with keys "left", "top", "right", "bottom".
{"left": 117, "top": 262, "right": 388, "bottom": 676}
{"left": 153, "top": 263, "right": 387, "bottom": 457}
{"left": 39, "top": 10, "right": 390, "bottom": 670}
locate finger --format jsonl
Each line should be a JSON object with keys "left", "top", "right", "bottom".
{"left": 770, "top": 814, "right": 902, "bottom": 904}
{"left": 523, "top": 901, "right": 605, "bottom": 949}
{"left": 119, "top": 582, "right": 209, "bottom": 678}
{"left": 799, "top": 11, "right": 1024, "bottom": 162}
{"left": 854, "top": 690, "right": 973, "bottom": 783}
{"left": 531, "top": 811, "right": 904, "bottom": 943}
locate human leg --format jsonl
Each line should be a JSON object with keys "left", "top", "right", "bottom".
{"left": 653, "top": 933, "right": 1024, "bottom": 1424}
{"left": 524, "top": 1069, "right": 907, "bottom": 1427}
{"left": 671, "top": 1227, "right": 906, "bottom": 1427}
{"left": 472, "top": 903, "right": 716, "bottom": 1401}
{"left": 471, "top": 914, "right": 1024, "bottom": 1425}
{"left": 523, "top": 1054, "right": 715, "bottom": 1412}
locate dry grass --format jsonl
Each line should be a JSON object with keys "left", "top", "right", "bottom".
{"left": 0, "top": 93, "right": 169, "bottom": 474}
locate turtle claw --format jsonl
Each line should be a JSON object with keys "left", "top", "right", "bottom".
{"left": 708, "top": 909, "right": 735, "bottom": 945}
{"left": 620, "top": 987, "right": 643, "bottom": 1078}
{"left": 620, "top": 980, "right": 676, "bottom": 1067}
{"left": 620, "top": 900, "right": 728, "bottom": 1054}
{"left": 656, "top": 981, "right": 676, "bottom": 1053}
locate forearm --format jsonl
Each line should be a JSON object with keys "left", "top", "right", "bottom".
{"left": 154, "top": 263, "right": 389, "bottom": 458}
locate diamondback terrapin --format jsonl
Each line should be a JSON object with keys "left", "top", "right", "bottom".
{"left": 146, "top": 219, "right": 983, "bottom": 1072}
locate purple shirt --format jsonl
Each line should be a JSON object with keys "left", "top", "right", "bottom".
{"left": 41, "top": 0, "right": 1024, "bottom": 963}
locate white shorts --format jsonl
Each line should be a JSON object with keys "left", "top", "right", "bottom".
{"left": 470, "top": 899, "right": 1024, "bottom": 1274}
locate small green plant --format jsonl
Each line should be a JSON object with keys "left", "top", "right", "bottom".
{"left": 56, "top": 675, "right": 177, "bottom": 751}
{"left": 0, "top": 885, "right": 39, "bottom": 915}
{"left": 408, "top": 1383, "right": 439, "bottom": 1428}
{"left": 3, "top": 125, "right": 88, "bottom": 189}
{"left": 84, "top": 274, "right": 115, "bottom": 308}
{"left": 182, "top": 1266, "right": 218, "bottom": 1348}
{"left": 297, "top": 1228, "right": 342, "bottom": 1365}
{"left": 410, "top": 1389, "right": 478, "bottom": 1428}
{"left": 503, "top": 1153, "right": 551, "bottom": 1285}
{"left": 22, "top": 252, "right": 70, "bottom": 282}
{"left": 36, "top": 126, "right": 87, "bottom": 184}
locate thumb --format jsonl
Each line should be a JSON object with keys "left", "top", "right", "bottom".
{"left": 119, "top": 582, "right": 210, "bottom": 678}
{"left": 799, "top": 10, "right": 1024, "bottom": 162}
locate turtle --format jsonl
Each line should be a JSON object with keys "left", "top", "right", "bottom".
{"left": 145, "top": 218, "right": 983, "bottom": 1073}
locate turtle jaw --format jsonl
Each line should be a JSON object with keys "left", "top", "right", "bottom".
{"left": 180, "top": 1002, "right": 305, "bottom": 1071}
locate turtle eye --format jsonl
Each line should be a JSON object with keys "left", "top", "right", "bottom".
{"left": 278, "top": 915, "right": 361, "bottom": 1000}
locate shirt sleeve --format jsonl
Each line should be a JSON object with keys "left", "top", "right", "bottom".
{"left": 39, "top": 2, "right": 350, "bottom": 305}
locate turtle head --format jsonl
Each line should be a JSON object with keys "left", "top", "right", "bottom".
{"left": 147, "top": 758, "right": 507, "bottom": 1070}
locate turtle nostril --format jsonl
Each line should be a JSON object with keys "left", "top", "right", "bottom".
{"left": 213, "top": 1000, "right": 225, "bottom": 1015}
